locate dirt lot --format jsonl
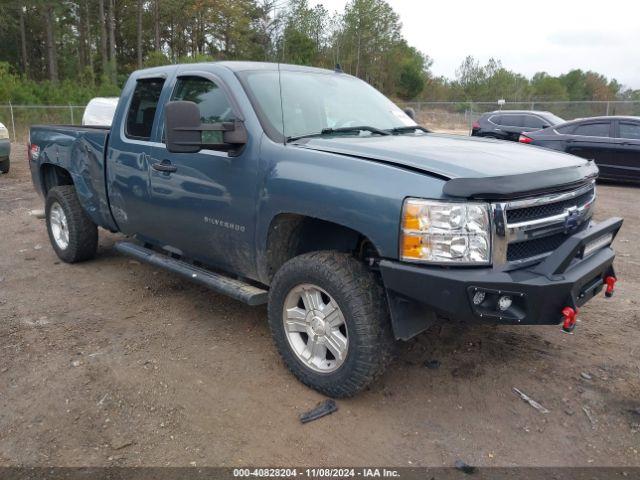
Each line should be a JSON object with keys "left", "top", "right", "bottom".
{"left": 1, "top": 143, "right": 639, "bottom": 467}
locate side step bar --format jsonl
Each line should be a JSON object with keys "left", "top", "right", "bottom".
{"left": 114, "top": 242, "right": 268, "bottom": 306}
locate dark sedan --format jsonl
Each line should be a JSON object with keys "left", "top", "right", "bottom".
{"left": 520, "top": 116, "right": 640, "bottom": 183}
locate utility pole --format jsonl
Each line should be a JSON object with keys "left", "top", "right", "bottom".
{"left": 19, "top": 5, "right": 28, "bottom": 77}
{"left": 137, "top": 0, "right": 143, "bottom": 67}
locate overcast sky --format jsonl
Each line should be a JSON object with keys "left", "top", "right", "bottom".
{"left": 312, "top": 0, "right": 640, "bottom": 89}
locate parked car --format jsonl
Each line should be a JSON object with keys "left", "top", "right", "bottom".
{"left": 0, "top": 122, "right": 10, "bottom": 174}
{"left": 520, "top": 116, "right": 640, "bottom": 184}
{"left": 28, "top": 62, "right": 622, "bottom": 397}
{"left": 82, "top": 97, "right": 119, "bottom": 126}
{"left": 471, "top": 110, "right": 565, "bottom": 141}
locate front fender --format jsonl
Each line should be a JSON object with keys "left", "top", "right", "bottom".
{"left": 255, "top": 138, "right": 446, "bottom": 282}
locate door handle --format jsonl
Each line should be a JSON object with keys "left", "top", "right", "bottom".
{"left": 152, "top": 161, "right": 177, "bottom": 173}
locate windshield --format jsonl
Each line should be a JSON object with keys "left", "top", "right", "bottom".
{"left": 240, "top": 69, "right": 417, "bottom": 141}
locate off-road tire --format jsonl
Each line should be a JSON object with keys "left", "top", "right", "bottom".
{"left": 0, "top": 158, "right": 9, "bottom": 174}
{"left": 268, "top": 251, "right": 395, "bottom": 398}
{"left": 45, "top": 185, "right": 98, "bottom": 263}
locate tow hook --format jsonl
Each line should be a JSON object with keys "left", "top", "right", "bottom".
{"left": 604, "top": 276, "right": 617, "bottom": 298}
{"left": 561, "top": 307, "right": 578, "bottom": 334}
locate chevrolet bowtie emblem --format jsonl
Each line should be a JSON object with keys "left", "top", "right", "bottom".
{"left": 564, "top": 206, "right": 580, "bottom": 232}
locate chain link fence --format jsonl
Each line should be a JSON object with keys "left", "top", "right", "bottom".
{"left": 2, "top": 101, "right": 640, "bottom": 143}
{"left": 400, "top": 101, "right": 640, "bottom": 134}
{"left": 0, "top": 104, "right": 87, "bottom": 143}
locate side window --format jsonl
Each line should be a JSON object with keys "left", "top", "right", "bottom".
{"left": 618, "top": 122, "right": 640, "bottom": 140}
{"left": 556, "top": 124, "right": 575, "bottom": 134}
{"left": 573, "top": 122, "right": 610, "bottom": 137}
{"left": 488, "top": 115, "right": 502, "bottom": 125}
{"left": 170, "top": 76, "right": 236, "bottom": 145}
{"left": 126, "top": 78, "right": 165, "bottom": 140}
{"left": 501, "top": 114, "right": 523, "bottom": 127}
{"left": 523, "top": 115, "right": 548, "bottom": 129}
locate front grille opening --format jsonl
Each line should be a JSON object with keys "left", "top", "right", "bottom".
{"left": 506, "top": 187, "right": 594, "bottom": 224}
{"left": 507, "top": 232, "right": 569, "bottom": 262}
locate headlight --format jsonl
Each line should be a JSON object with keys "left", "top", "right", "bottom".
{"left": 401, "top": 198, "right": 491, "bottom": 264}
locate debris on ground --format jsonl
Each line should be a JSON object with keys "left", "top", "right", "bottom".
{"left": 424, "top": 359, "right": 441, "bottom": 369}
{"left": 111, "top": 439, "right": 134, "bottom": 450}
{"left": 300, "top": 399, "right": 338, "bottom": 424}
{"left": 580, "top": 372, "right": 592, "bottom": 380}
{"left": 582, "top": 406, "right": 597, "bottom": 430}
{"left": 28, "top": 209, "right": 45, "bottom": 219}
{"left": 454, "top": 459, "right": 476, "bottom": 474}
{"left": 513, "top": 387, "right": 550, "bottom": 414}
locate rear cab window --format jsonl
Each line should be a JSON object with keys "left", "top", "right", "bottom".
{"left": 126, "top": 78, "right": 165, "bottom": 140}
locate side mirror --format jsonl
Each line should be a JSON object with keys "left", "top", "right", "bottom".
{"left": 403, "top": 107, "right": 416, "bottom": 120}
{"left": 165, "top": 100, "right": 247, "bottom": 154}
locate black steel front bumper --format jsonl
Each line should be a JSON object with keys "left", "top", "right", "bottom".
{"left": 380, "top": 217, "right": 623, "bottom": 340}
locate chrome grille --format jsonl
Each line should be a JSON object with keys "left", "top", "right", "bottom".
{"left": 506, "top": 187, "right": 595, "bottom": 224}
{"left": 491, "top": 182, "right": 596, "bottom": 266}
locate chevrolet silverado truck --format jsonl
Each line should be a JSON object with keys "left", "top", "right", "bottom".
{"left": 29, "top": 62, "right": 623, "bottom": 397}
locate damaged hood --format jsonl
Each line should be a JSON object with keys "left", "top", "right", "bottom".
{"left": 294, "top": 133, "right": 597, "bottom": 199}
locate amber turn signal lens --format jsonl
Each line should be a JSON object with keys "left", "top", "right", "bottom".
{"left": 402, "top": 202, "right": 422, "bottom": 231}
{"left": 402, "top": 234, "right": 423, "bottom": 259}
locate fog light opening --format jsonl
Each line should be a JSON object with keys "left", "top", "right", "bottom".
{"left": 498, "top": 295, "right": 512, "bottom": 311}
{"left": 472, "top": 291, "right": 486, "bottom": 305}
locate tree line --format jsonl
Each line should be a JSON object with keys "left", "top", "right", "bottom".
{"left": 424, "top": 56, "right": 639, "bottom": 103}
{"left": 0, "top": 0, "right": 638, "bottom": 105}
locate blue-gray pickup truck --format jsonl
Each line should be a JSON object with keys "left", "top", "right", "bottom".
{"left": 29, "top": 62, "right": 623, "bottom": 397}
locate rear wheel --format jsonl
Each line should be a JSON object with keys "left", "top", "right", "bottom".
{"left": 268, "top": 251, "right": 394, "bottom": 398}
{"left": 0, "top": 157, "right": 9, "bottom": 174}
{"left": 45, "top": 185, "right": 98, "bottom": 263}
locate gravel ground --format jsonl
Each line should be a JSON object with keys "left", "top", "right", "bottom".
{"left": 1, "top": 143, "right": 639, "bottom": 467}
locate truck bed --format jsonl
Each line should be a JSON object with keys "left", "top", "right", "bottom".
{"left": 29, "top": 124, "right": 117, "bottom": 231}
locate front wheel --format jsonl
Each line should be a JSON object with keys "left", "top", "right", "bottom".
{"left": 268, "top": 251, "right": 394, "bottom": 398}
{"left": 45, "top": 185, "right": 98, "bottom": 263}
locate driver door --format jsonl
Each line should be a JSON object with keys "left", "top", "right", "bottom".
{"left": 146, "top": 73, "right": 259, "bottom": 276}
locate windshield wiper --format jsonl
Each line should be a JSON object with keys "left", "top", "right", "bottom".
{"left": 286, "top": 126, "right": 391, "bottom": 143}
{"left": 386, "top": 125, "right": 431, "bottom": 135}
